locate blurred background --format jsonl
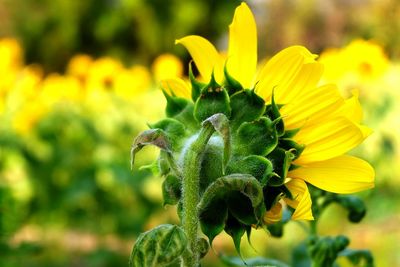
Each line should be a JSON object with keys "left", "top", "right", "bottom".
{"left": 0, "top": 0, "right": 399, "bottom": 266}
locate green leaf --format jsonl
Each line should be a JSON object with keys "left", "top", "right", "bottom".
{"left": 198, "top": 174, "right": 264, "bottom": 244}
{"left": 129, "top": 224, "right": 187, "bottom": 267}
{"left": 227, "top": 155, "right": 273, "bottom": 185}
{"left": 162, "top": 174, "right": 181, "bottom": 206}
{"left": 131, "top": 129, "right": 172, "bottom": 169}
{"left": 220, "top": 254, "right": 290, "bottom": 267}
{"left": 150, "top": 118, "right": 186, "bottom": 150}
{"left": 194, "top": 75, "right": 231, "bottom": 122}
{"left": 235, "top": 117, "right": 278, "bottom": 156}
{"left": 202, "top": 113, "right": 231, "bottom": 171}
{"left": 230, "top": 89, "right": 266, "bottom": 129}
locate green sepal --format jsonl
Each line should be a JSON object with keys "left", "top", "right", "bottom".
{"left": 162, "top": 174, "right": 181, "bottom": 206}
{"left": 219, "top": 254, "right": 290, "bottom": 267}
{"left": 129, "top": 224, "right": 187, "bottom": 267}
{"left": 202, "top": 113, "right": 231, "bottom": 172}
{"left": 235, "top": 117, "right": 278, "bottom": 156}
{"left": 224, "top": 213, "right": 246, "bottom": 258}
{"left": 131, "top": 129, "right": 172, "bottom": 170}
{"left": 224, "top": 64, "right": 243, "bottom": 95}
{"left": 150, "top": 118, "right": 186, "bottom": 150}
{"left": 197, "top": 237, "right": 210, "bottom": 259}
{"left": 230, "top": 89, "right": 266, "bottom": 129}
{"left": 194, "top": 74, "right": 231, "bottom": 122}
{"left": 163, "top": 90, "right": 188, "bottom": 118}
{"left": 283, "top": 128, "right": 301, "bottom": 139}
{"left": 267, "top": 148, "right": 294, "bottom": 186}
{"left": 265, "top": 93, "right": 285, "bottom": 136}
{"left": 189, "top": 62, "right": 205, "bottom": 102}
{"left": 162, "top": 91, "right": 197, "bottom": 129}
{"left": 279, "top": 139, "right": 305, "bottom": 160}
{"left": 226, "top": 155, "right": 273, "bottom": 186}
{"left": 198, "top": 174, "right": 264, "bottom": 244}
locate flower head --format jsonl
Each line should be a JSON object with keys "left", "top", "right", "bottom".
{"left": 155, "top": 2, "right": 374, "bottom": 244}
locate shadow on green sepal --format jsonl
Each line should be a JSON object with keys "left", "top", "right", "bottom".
{"left": 194, "top": 74, "right": 231, "bottom": 122}
{"left": 226, "top": 155, "right": 273, "bottom": 185}
{"left": 265, "top": 92, "right": 285, "bottom": 136}
{"left": 198, "top": 237, "right": 210, "bottom": 259}
{"left": 224, "top": 63, "right": 243, "bottom": 95}
{"left": 224, "top": 213, "right": 246, "bottom": 258}
{"left": 198, "top": 174, "right": 264, "bottom": 245}
{"left": 230, "top": 89, "right": 266, "bottom": 130}
{"left": 129, "top": 224, "right": 187, "bottom": 267}
{"left": 267, "top": 148, "right": 294, "bottom": 186}
{"left": 162, "top": 174, "right": 181, "bottom": 206}
{"left": 322, "top": 194, "right": 367, "bottom": 223}
{"left": 266, "top": 208, "right": 292, "bottom": 237}
{"left": 279, "top": 138, "right": 305, "bottom": 161}
{"left": 235, "top": 117, "right": 278, "bottom": 156}
{"left": 189, "top": 62, "right": 205, "bottom": 102}
{"left": 263, "top": 185, "right": 292, "bottom": 211}
{"left": 219, "top": 254, "right": 290, "bottom": 267}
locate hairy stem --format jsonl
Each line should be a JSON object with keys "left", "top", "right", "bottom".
{"left": 181, "top": 124, "right": 215, "bottom": 267}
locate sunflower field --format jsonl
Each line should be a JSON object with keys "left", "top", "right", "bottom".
{"left": 1, "top": 1, "right": 400, "bottom": 267}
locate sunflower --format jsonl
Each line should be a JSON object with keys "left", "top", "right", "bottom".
{"left": 161, "top": 2, "right": 374, "bottom": 221}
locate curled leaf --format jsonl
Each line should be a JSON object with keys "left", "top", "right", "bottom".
{"left": 129, "top": 224, "right": 187, "bottom": 267}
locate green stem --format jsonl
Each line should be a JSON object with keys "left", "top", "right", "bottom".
{"left": 181, "top": 124, "right": 215, "bottom": 267}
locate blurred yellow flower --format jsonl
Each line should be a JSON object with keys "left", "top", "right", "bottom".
{"left": 152, "top": 53, "right": 183, "bottom": 81}
{"left": 66, "top": 54, "right": 94, "bottom": 82}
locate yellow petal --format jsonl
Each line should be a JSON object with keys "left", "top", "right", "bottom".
{"left": 227, "top": 2, "right": 257, "bottom": 88}
{"left": 255, "top": 46, "right": 318, "bottom": 101}
{"left": 280, "top": 84, "right": 345, "bottom": 130}
{"left": 160, "top": 78, "right": 191, "bottom": 99}
{"left": 289, "top": 155, "right": 375, "bottom": 194}
{"left": 175, "top": 35, "right": 223, "bottom": 82}
{"left": 263, "top": 202, "right": 283, "bottom": 224}
{"left": 337, "top": 89, "right": 363, "bottom": 123}
{"left": 284, "top": 179, "right": 314, "bottom": 220}
{"left": 294, "top": 117, "right": 365, "bottom": 164}
{"left": 275, "top": 62, "right": 324, "bottom": 104}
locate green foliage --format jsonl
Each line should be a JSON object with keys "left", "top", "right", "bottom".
{"left": 129, "top": 224, "right": 187, "bottom": 267}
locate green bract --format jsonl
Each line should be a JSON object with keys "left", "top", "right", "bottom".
{"left": 131, "top": 70, "right": 307, "bottom": 254}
